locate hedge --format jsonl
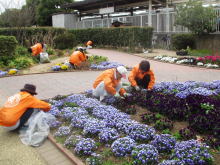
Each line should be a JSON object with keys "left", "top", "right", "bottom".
{"left": 0, "top": 35, "right": 18, "bottom": 64}
{"left": 0, "top": 27, "right": 67, "bottom": 47}
{"left": 68, "top": 27, "right": 154, "bottom": 50}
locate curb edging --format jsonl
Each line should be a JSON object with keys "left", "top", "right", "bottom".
{"left": 48, "top": 134, "right": 85, "bottom": 165}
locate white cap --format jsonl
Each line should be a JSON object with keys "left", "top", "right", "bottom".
{"left": 78, "top": 47, "right": 83, "bottom": 49}
{"left": 117, "top": 66, "right": 127, "bottom": 79}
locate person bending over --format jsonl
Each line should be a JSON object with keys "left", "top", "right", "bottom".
{"left": 28, "top": 42, "right": 45, "bottom": 56}
{"left": 92, "top": 66, "right": 129, "bottom": 101}
{"left": 129, "top": 60, "right": 155, "bottom": 91}
{"left": 0, "top": 84, "right": 51, "bottom": 131}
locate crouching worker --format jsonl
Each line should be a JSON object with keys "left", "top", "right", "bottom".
{"left": 28, "top": 42, "right": 45, "bottom": 56}
{"left": 69, "top": 47, "right": 87, "bottom": 69}
{"left": 0, "top": 84, "right": 51, "bottom": 131}
{"left": 92, "top": 66, "right": 129, "bottom": 101}
{"left": 129, "top": 60, "right": 155, "bottom": 91}
{"left": 86, "top": 40, "right": 93, "bottom": 47}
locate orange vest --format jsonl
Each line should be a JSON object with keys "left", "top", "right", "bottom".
{"left": 129, "top": 64, "right": 155, "bottom": 90}
{"left": 31, "top": 43, "right": 43, "bottom": 56}
{"left": 86, "top": 41, "right": 93, "bottom": 45}
{"left": 0, "top": 92, "right": 51, "bottom": 127}
{"left": 93, "top": 68, "right": 126, "bottom": 95}
{"left": 69, "top": 51, "right": 87, "bottom": 66}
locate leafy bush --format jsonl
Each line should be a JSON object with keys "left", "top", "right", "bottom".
{"left": 172, "top": 33, "right": 195, "bottom": 50}
{"left": 0, "top": 35, "right": 18, "bottom": 64}
{"left": 46, "top": 47, "right": 55, "bottom": 55}
{"left": 55, "top": 33, "right": 77, "bottom": 50}
{"left": 6, "top": 55, "right": 35, "bottom": 69}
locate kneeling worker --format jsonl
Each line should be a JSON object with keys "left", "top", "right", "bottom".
{"left": 92, "top": 66, "right": 129, "bottom": 101}
{"left": 0, "top": 84, "right": 51, "bottom": 131}
{"left": 69, "top": 47, "right": 87, "bottom": 69}
{"left": 129, "top": 60, "right": 155, "bottom": 91}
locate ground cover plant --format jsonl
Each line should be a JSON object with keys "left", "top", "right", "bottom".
{"left": 45, "top": 80, "right": 220, "bottom": 165}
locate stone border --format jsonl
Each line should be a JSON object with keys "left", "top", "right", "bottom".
{"left": 48, "top": 134, "right": 85, "bottom": 165}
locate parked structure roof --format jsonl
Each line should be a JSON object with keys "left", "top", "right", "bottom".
{"left": 61, "top": 0, "right": 172, "bottom": 17}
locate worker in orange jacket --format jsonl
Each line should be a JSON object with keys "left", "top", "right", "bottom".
{"left": 69, "top": 47, "right": 87, "bottom": 69}
{"left": 86, "top": 40, "right": 93, "bottom": 47}
{"left": 0, "top": 84, "right": 51, "bottom": 131}
{"left": 28, "top": 42, "right": 45, "bottom": 56}
{"left": 129, "top": 60, "right": 155, "bottom": 91}
{"left": 92, "top": 66, "right": 129, "bottom": 101}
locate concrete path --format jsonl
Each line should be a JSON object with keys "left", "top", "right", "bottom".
{"left": 0, "top": 48, "right": 219, "bottom": 165}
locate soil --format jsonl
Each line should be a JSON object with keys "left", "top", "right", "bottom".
{"left": 18, "top": 49, "right": 183, "bottom": 74}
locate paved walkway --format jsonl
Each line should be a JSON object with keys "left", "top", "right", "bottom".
{"left": 0, "top": 49, "right": 220, "bottom": 165}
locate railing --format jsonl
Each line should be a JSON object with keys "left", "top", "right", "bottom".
{"left": 75, "top": 9, "right": 220, "bottom": 33}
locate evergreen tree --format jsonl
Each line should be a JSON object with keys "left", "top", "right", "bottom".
{"left": 36, "top": 0, "right": 73, "bottom": 26}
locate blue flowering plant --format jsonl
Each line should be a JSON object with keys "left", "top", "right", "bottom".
{"left": 86, "top": 153, "right": 102, "bottom": 165}
{"left": 74, "top": 138, "right": 97, "bottom": 156}
{"left": 98, "top": 128, "right": 119, "bottom": 144}
{"left": 170, "top": 140, "right": 214, "bottom": 164}
{"left": 53, "top": 126, "right": 71, "bottom": 138}
{"left": 126, "top": 124, "right": 155, "bottom": 143}
{"left": 131, "top": 144, "right": 159, "bottom": 165}
{"left": 151, "top": 134, "right": 176, "bottom": 154}
{"left": 111, "top": 137, "right": 136, "bottom": 157}
{"left": 50, "top": 120, "right": 62, "bottom": 129}
{"left": 64, "top": 135, "right": 82, "bottom": 149}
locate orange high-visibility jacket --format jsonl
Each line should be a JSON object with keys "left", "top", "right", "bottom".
{"left": 0, "top": 92, "right": 51, "bottom": 127}
{"left": 31, "top": 43, "right": 43, "bottom": 56}
{"left": 69, "top": 51, "right": 87, "bottom": 66}
{"left": 86, "top": 41, "right": 93, "bottom": 45}
{"left": 93, "top": 68, "right": 126, "bottom": 96}
{"left": 129, "top": 64, "right": 155, "bottom": 90}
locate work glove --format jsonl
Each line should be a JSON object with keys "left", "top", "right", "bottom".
{"left": 123, "top": 93, "right": 128, "bottom": 97}
{"left": 135, "top": 86, "right": 140, "bottom": 91}
{"left": 114, "top": 93, "right": 120, "bottom": 97}
{"left": 123, "top": 93, "right": 132, "bottom": 97}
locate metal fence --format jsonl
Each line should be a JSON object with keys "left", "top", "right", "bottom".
{"left": 75, "top": 9, "right": 220, "bottom": 33}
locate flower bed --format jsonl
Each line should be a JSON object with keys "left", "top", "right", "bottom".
{"left": 154, "top": 55, "right": 220, "bottom": 68}
{"left": 0, "top": 69, "right": 19, "bottom": 76}
{"left": 45, "top": 80, "right": 220, "bottom": 164}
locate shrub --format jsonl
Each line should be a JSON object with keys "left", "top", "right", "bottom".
{"left": 0, "top": 35, "right": 18, "bottom": 64}
{"left": 6, "top": 55, "right": 35, "bottom": 69}
{"left": 55, "top": 33, "right": 77, "bottom": 50}
{"left": 46, "top": 47, "right": 55, "bottom": 55}
{"left": 172, "top": 33, "right": 195, "bottom": 50}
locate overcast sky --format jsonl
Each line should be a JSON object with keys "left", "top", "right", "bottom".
{"left": 0, "top": 0, "right": 26, "bottom": 13}
{"left": 0, "top": 0, "right": 84, "bottom": 14}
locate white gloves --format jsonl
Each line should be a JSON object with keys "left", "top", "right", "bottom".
{"left": 114, "top": 93, "right": 120, "bottom": 97}
{"left": 135, "top": 86, "right": 140, "bottom": 91}
{"left": 123, "top": 93, "right": 128, "bottom": 97}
